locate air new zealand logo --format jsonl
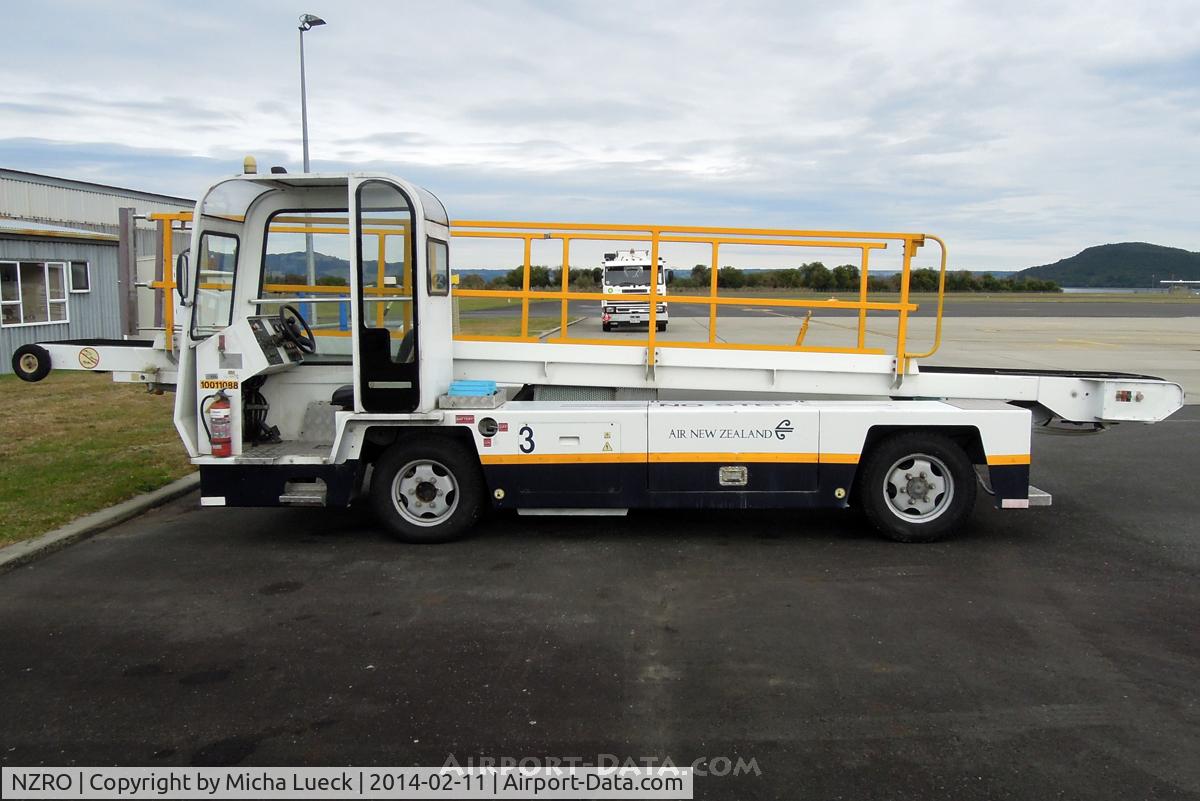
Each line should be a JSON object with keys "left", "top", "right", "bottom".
{"left": 774, "top": 419, "right": 794, "bottom": 440}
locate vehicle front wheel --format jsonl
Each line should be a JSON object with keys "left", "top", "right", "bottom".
{"left": 857, "top": 432, "right": 976, "bottom": 543}
{"left": 370, "top": 437, "right": 484, "bottom": 543}
{"left": 602, "top": 322, "right": 612, "bottom": 332}
{"left": 657, "top": 321, "right": 667, "bottom": 332}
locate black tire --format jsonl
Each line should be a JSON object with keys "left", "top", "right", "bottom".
{"left": 858, "top": 432, "right": 976, "bottom": 543}
{"left": 657, "top": 321, "right": 667, "bottom": 332}
{"left": 12, "top": 344, "right": 52, "bottom": 382}
{"left": 370, "top": 436, "right": 484, "bottom": 544}
{"left": 602, "top": 322, "right": 612, "bottom": 332}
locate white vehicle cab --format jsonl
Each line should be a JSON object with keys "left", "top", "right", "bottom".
{"left": 10, "top": 166, "right": 1185, "bottom": 544}
{"left": 600, "top": 249, "right": 668, "bottom": 332}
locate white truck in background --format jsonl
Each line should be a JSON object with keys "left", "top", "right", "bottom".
{"left": 600, "top": 249, "right": 668, "bottom": 332}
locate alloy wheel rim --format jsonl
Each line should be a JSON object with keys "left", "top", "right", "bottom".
{"left": 391, "top": 459, "right": 460, "bottom": 527}
{"left": 882, "top": 452, "right": 954, "bottom": 522}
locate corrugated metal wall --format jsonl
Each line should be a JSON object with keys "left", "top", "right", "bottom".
{"left": 0, "top": 238, "right": 120, "bottom": 374}
{"left": 0, "top": 172, "right": 194, "bottom": 270}
{"left": 0, "top": 171, "right": 199, "bottom": 373}
{"left": 0, "top": 172, "right": 193, "bottom": 226}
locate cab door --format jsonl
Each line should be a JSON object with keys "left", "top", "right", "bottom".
{"left": 351, "top": 179, "right": 419, "bottom": 412}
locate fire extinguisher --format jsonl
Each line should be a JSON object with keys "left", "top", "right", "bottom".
{"left": 206, "top": 391, "right": 232, "bottom": 458}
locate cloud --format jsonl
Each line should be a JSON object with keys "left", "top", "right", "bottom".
{"left": 0, "top": 0, "right": 1196, "bottom": 270}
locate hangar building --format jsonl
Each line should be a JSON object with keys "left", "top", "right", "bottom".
{"left": 0, "top": 169, "right": 194, "bottom": 373}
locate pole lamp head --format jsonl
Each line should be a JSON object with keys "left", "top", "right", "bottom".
{"left": 299, "top": 13, "right": 325, "bottom": 32}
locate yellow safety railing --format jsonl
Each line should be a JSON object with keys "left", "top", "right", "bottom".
{"left": 147, "top": 213, "right": 948, "bottom": 374}
{"left": 147, "top": 212, "right": 193, "bottom": 353}
{"left": 147, "top": 213, "right": 416, "bottom": 346}
{"left": 449, "top": 221, "right": 947, "bottom": 375}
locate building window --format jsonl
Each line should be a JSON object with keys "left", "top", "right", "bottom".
{"left": 70, "top": 261, "right": 91, "bottom": 293}
{"left": 0, "top": 261, "right": 69, "bottom": 327}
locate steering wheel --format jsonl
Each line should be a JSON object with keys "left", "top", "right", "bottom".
{"left": 278, "top": 304, "right": 317, "bottom": 354}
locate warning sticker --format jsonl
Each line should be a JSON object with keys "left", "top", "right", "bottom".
{"left": 498, "top": 422, "right": 509, "bottom": 432}
{"left": 456, "top": 414, "right": 476, "bottom": 425}
{"left": 78, "top": 347, "right": 100, "bottom": 369}
{"left": 602, "top": 441, "right": 613, "bottom": 452}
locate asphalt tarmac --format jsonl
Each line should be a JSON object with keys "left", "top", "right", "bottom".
{"left": 1, "top": 408, "right": 1197, "bottom": 800}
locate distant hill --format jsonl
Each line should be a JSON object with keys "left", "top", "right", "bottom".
{"left": 1014, "top": 243, "right": 1200, "bottom": 288}
{"left": 265, "top": 251, "right": 350, "bottom": 281}
{"left": 270, "top": 246, "right": 1200, "bottom": 289}
{"left": 265, "top": 252, "right": 404, "bottom": 284}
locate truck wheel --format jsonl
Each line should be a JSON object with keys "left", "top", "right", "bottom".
{"left": 657, "top": 321, "right": 667, "bottom": 332}
{"left": 370, "top": 438, "right": 484, "bottom": 544}
{"left": 858, "top": 432, "right": 976, "bottom": 543}
{"left": 12, "top": 344, "right": 52, "bottom": 383}
{"left": 602, "top": 322, "right": 612, "bottom": 332}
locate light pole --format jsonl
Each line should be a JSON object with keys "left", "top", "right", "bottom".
{"left": 298, "top": 13, "right": 325, "bottom": 307}
{"left": 298, "top": 13, "right": 325, "bottom": 173}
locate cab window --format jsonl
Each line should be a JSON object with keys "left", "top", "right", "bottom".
{"left": 427, "top": 239, "right": 449, "bottom": 296}
{"left": 191, "top": 233, "right": 239, "bottom": 338}
{"left": 259, "top": 210, "right": 352, "bottom": 359}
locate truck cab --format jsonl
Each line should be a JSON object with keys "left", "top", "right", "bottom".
{"left": 600, "top": 249, "right": 668, "bottom": 332}
{"left": 174, "top": 173, "right": 455, "bottom": 509}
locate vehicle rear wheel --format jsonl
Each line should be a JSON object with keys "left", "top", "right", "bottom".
{"left": 12, "top": 344, "right": 52, "bottom": 382}
{"left": 370, "top": 437, "right": 484, "bottom": 543}
{"left": 858, "top": 432, "right": 976, "bottom": 543}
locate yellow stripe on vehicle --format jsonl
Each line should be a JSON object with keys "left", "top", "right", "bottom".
{"left": 986, "top": 454, "right": 1031, "bottom": 466}
{"left": 480, "top": 453, "right": 646, "bottom": 465}
{"left": 817, "top": 453, "right": 861, "bottom": 464}
{"left": 649, "top": 452, "right": 819, "bottom": 463}
{"left": 481, "top": 452, "right": 862, "bottom": 465}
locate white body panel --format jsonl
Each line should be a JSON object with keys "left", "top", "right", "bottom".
{"left": 452, "top": 340, "right": 1183, "bottom": 425}
{"left": 647, "top": 401, "right": 820, "bottom": 458}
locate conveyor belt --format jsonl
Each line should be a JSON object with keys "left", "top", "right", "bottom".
{"left": 919, "top": 365, "right": 1166, "bottom": 382}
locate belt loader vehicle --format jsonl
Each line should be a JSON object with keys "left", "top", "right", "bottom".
{"left": 10, "top": 168, "right": 1185, "bottom": 543}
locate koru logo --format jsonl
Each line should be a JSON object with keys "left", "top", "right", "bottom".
{"left": 774, "top": 419, "right": 794, "bottom": 440}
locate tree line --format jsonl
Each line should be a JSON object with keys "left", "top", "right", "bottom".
{"left": 457, "top": 263, "right": 1060, "bottom": 293}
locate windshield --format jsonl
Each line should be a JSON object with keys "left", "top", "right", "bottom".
{"left": 605, "top": 266, "right": 665, "bottom": 286}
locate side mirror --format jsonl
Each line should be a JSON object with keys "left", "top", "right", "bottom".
{"left": 175, "top": 249, "right": 191, "bottom": 305}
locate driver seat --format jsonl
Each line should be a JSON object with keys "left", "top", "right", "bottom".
{"left": 330, "top": 328, "right": 415, "bottom": 410}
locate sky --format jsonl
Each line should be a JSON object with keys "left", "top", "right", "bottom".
{"left": 0, "top": 0, "right": 1197, "bottom": 271}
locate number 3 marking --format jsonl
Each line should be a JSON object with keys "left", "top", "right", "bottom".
{"left": 518, "top": 425, "right": 535, "bottom": 453}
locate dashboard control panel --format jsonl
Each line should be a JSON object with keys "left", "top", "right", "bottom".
{"left": 248, "top": 316, "right": 303, "bottom": 365}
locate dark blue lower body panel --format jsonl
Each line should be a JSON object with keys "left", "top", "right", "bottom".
{"left": 484, "top": 462, "right": 855, "bottom": 510}
{"left": 198, "top": 459, "right": 1028, "bottom": 511}
{"left": 200, "top": 462, "right": 361, "bottom": 507}
{"left": 987, "top": 464, "right": 1031, "bottom": 504}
